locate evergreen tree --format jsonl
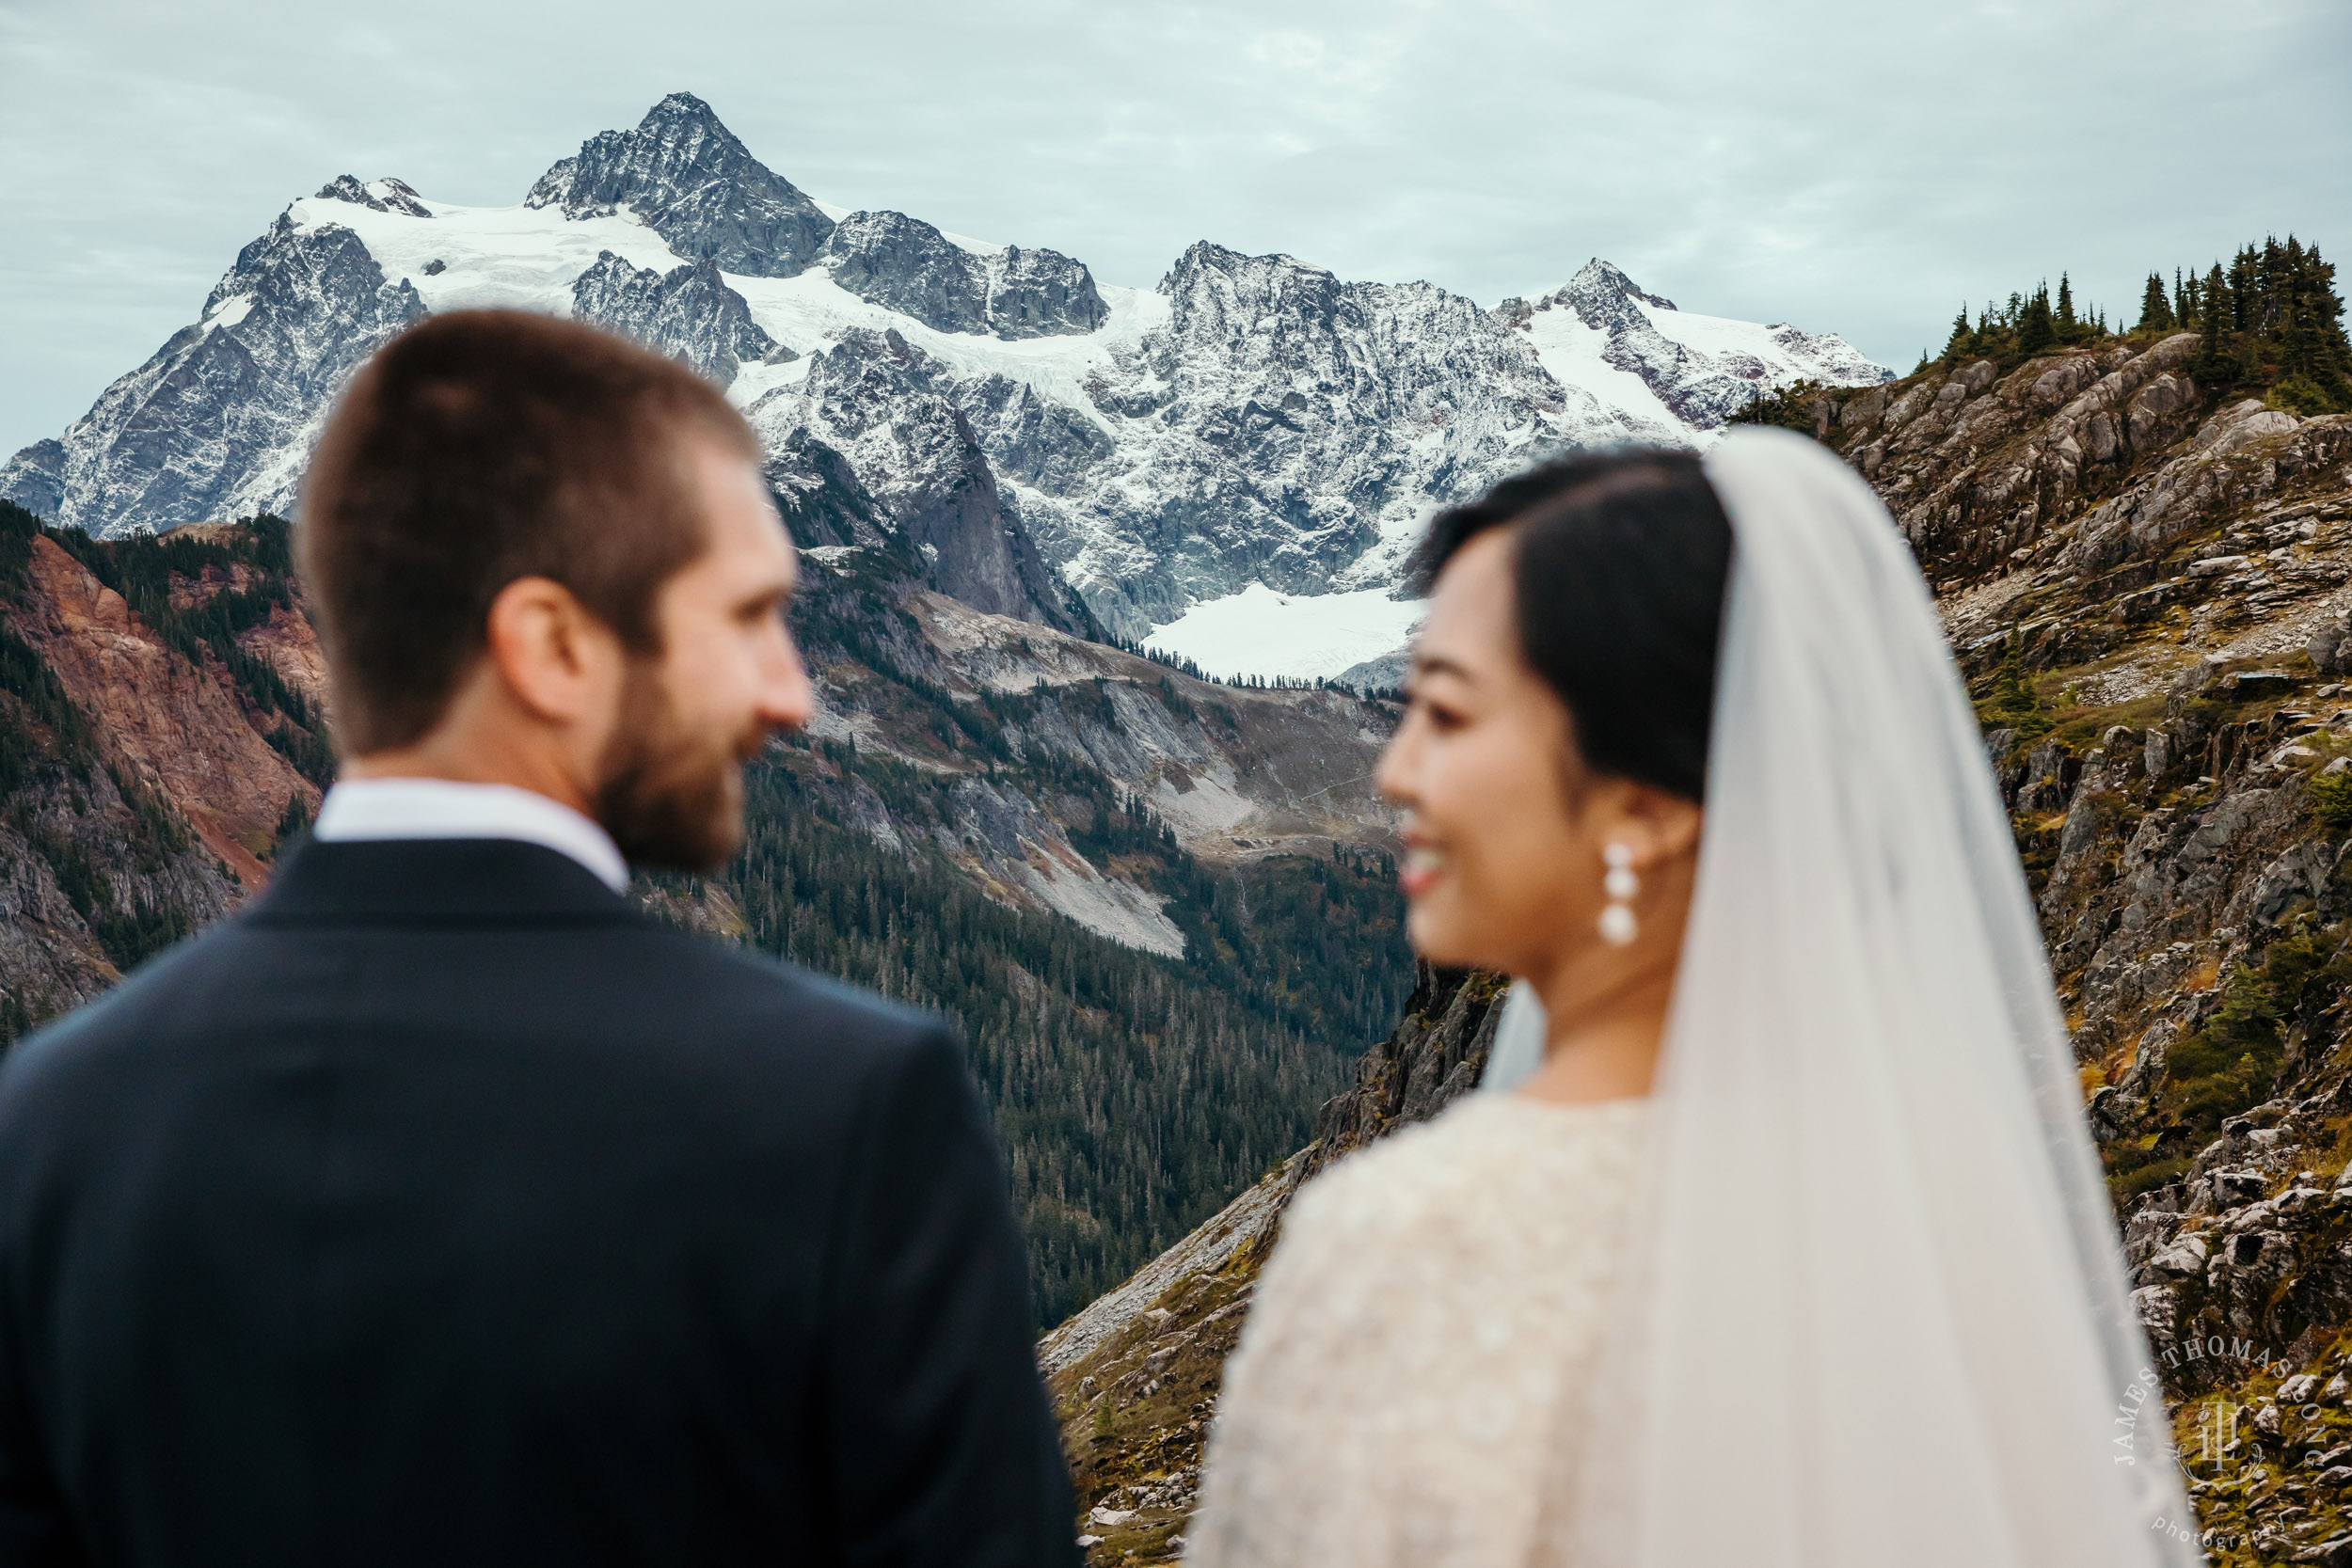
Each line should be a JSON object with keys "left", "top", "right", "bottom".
{"left": 1966, "top": 239, "right": 2346, "bottom": 408}
{"left": 2272, "top": 239, "right": 2352, "bottom": 412}
{"left": 1943, "top": 304, "right": 1974, "bottom": 359}
{"left": 2198, "top": 262, "right": 2228, "bottom": 373}
{"left": 2054, "top": 273, "right": 2082, "bottom": 342}
{"left": 2017, "top": 281, "right": 2058, "bottom": 354}
{"left": 2257, "top": 237, "right": 2289, "bottom": 336}
{"left": 2311, "top": 244, "right": 2352, "bottom": 392}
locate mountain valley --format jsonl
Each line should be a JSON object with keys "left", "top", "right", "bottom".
{"left": 14, "top": 84, "right": 2352, "bottom": 1568}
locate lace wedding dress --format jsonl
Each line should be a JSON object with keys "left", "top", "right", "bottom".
{"left": 1186, "top": 1092, "right": 1650, "bottom": 1568}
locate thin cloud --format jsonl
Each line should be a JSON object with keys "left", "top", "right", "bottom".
{"left": 2, "top": 0, "right": 2345, "bottom": 454}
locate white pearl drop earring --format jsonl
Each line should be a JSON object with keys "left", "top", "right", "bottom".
{"left": 1599, "top": 843, "right": 1639, "bottom": 946}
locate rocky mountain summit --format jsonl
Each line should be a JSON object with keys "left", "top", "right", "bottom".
{"left": 526, "top": 91, "right": 837, "bottom": 277}
{"left": 2, "top": 212, "right": 423, "bottom": 533}
{"left": 1, "top": 93, "right": 1887, "bottom": 666}
{"left": 1502, "top": 257, "right": 1894, "bottom": 430}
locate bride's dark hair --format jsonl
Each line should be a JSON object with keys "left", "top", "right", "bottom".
{"left": 1406, "top": 449, "right": 1734, "bottom": 802}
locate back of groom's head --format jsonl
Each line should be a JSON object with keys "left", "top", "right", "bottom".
{"left": 300, "top": 310, "right": 811, "bottom": 871}
{"left": 301, "top": 309, "right": 760, "bottom": 754}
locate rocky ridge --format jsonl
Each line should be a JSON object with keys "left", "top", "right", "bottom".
{"left": 1041, "top": 330, "right": 2352, "bottom": 1563}
{"left": 1502, "top": 258, "right": 1892, "bottom": 431}
{"left": 817, "top": 209, "right": 1106, "bottom": 340}
{"left": 0, "top": 505, "right": 323, "bottom": 1036}
{"left": 1, "top": 93, "right": 1888, "bottom": 657}
{"left": 758, "top": 331, "right": 1090, "bottom": 631}
{"left": 4, "top": 214, "right": 422, "bottom": 534}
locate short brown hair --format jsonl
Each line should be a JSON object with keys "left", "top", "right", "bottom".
{"left": 299, "top": 309, "right": 759, "bottom": 754}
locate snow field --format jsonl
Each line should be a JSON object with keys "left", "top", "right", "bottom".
{"left": 1142, "top": 582, "right": 1426, "bottom": 684}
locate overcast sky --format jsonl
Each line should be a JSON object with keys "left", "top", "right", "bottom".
{"left": 3, "top": 0, "right": 2347, "bottom": 459}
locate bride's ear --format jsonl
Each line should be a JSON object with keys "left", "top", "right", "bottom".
{"left": 1592, "top": 779, "right": 1704, "bottom": 871}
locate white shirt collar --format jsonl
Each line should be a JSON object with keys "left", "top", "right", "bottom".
{"left": 310, "top": 778, "right": 630, "bottom": 894}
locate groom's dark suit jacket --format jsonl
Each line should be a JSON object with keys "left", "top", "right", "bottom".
{"left": 0, "top": 839, "right": 1079, "bottom": 1568}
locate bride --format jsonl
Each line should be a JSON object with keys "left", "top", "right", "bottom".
{"left": 1184, "top": 431, "right": 2202, "bottom": 1567}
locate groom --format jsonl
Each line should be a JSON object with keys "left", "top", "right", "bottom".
{"left": 0, "top": 312, "right": 1078, "bottom": 1566}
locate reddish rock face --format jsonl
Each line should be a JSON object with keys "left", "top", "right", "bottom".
{"left": 14, "top": 535, "right": 315, "bottom": 884}
{"left": 166, "top": 561, "right": 258, "bottom": 612}
{"left": 237, "top": 599, "right": 332, "bottom": 716}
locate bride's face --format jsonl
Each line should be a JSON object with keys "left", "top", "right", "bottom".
{"left": 1375, "top": 528, "right": 1674, "bottom": 978}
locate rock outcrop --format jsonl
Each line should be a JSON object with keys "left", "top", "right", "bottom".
{"left": 988, "top": 244, "right": 1110, "bottom": 340}
{"left": 314, "top": 174, "right": 432, "bottom": 218}
{"left": 818, "top": 211, "right": 1107, "bottom": 340}
{"left": 0, "top": 507, "right": 325, "bottom": 1038}
{"left": 820, "top": 210, "right": 993, "bottom": 334}
{"left": 568, "top": 251, "right": 777, "bottom": 388}
{"left": 750, "top": 330, "right": 1088, "bottom": 631}
{"left": 524, "top": 91, "right": 835, "bottom": 277}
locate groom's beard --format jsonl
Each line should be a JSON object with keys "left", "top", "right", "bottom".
{"left": 592, "top": 659, "right": 759, "bottom": 873}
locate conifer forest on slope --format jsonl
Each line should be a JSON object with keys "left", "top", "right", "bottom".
{"left": 0, "top": 499, "right": 1416, "bottom": 1328}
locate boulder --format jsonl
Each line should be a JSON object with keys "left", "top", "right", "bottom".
{"left": 2127, "top": 372, "right": 2198, "bottom": 452}
{"left": 2226, "top": 670, "right": 2297, "bottom": 699}
{"left": 2311, "top": 610, "right": 2352, "bottom": 675}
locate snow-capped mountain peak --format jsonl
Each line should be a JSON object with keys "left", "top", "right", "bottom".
{"left": 314, "top": 174, "right": 433, "bottom": 218}
{"left": 525, "top": 90, "right": 835, "bottom": 279}
{"left": 3, "top": 93, "right": 1893, "bottom": 678}
{"left": 1562, "top": 256, "right": 1679, "bottom": 318}
{"left": 1501, "top": 257, "right": 1890, "bottom": 435}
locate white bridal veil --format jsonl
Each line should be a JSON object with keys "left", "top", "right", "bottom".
{"left": 1485, "top": 428, "right": 2202, "bottom": 1566}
